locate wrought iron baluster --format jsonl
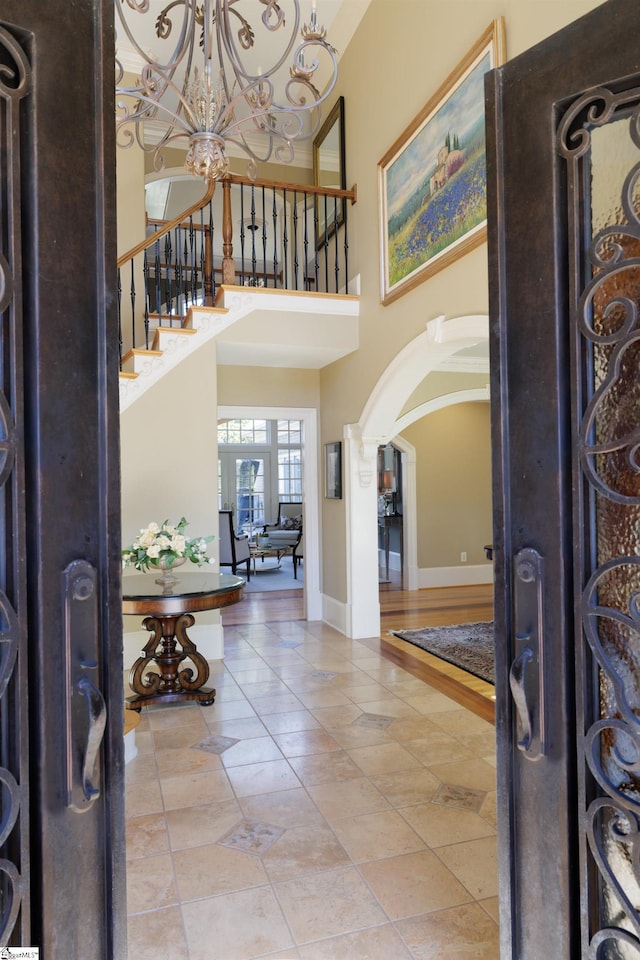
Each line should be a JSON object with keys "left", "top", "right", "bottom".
{"left": 323, "top": 194, "right": 329, "bottom": 294}
{"left": 260, "top": 185, "right": 267, "bottom": 286}
{"left": 129, "top": 259, "right": 136, "bottom": 348}
{"left": 293, "top": 190, "right": 299, "bottom": 291}
{"left": 333, "top": 197, "right": 340, "bottom": 293}
{"left": 117, "top": 268, "right": 123, "bottom": 365}
{"left": 142, "top": 250, "right": 150, "bottom": 347}
{"left": 209, "top": 198, "right": 216, "bottom": 301}
{"left": 313, "top": 200, "right": 320, "bottom": 292}
{"left": 250, "top": 185, "right": 257, "bottom": 285}
{"left": 343, "top": 202, "right": 350, "bottom": 296}
{"left": 153, "top": 237, "right": 162, "bottom": 342}
{"left": 188, "top": 217, "right": 196, "bottom": 307}
{"left": 272, "top": 187, "right": 278, "bottom": 287}
{"left": 282, "top": 188, "right": 289, "bottom": 290}
{"left": 240, "top": 185, "right": 246, "bottom": 286}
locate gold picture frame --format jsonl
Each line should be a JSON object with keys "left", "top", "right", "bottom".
{"left": 378, "top": 18, "right": 506, "bottom": 305}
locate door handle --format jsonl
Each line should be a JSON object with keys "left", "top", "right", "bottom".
{"left": 510, "top": 548, "right": 546, "bottom": 760}
{"left": 509, "top": 645, "right": 534, "bottom": 752}
{"left": 77, "top": 675, "right": 107, "bottom": 803}
{"left": 63, "top": 560, "right": 106, "bottom": 812}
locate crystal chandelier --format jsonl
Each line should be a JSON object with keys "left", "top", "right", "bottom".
{"left": 115, "top": 0, "right": 339, "bottom": 181}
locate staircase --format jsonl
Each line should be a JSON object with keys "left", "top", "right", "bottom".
{"left": 118, "top": 173, "right": 359, "bottom": 411}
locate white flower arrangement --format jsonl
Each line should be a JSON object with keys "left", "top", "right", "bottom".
{"left": 122, "top": 517, "right": 215, "bottom": 573}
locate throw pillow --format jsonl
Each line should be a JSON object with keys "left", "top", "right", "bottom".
{"left": 281, "top": 515, "right": 302, "bottom": 530}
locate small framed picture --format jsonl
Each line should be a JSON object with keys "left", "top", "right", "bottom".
{"left": 324, "top": 441, "right": 342, "bottom": 499}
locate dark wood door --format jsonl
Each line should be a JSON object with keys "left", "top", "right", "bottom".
{"left": 0, "top": 2, "right": 125, "bottom": 956}
{"left": 487, "top": 1, "right": 640, "bottom": 956}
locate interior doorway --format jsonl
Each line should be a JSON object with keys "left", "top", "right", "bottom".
{"left": 218, "top": 404, "right": 321, "bottom": 622}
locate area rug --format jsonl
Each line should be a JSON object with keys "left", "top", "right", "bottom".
{"left": 390, "top": 621, "right": 495, "bottom": 684}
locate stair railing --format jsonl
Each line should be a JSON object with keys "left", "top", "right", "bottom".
{"left": 117, "top": 174, "right": 357, "bottom": 364}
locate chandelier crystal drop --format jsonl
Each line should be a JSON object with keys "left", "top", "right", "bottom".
{"left": 115, "top": 0, "right": 339, "bottom": 181}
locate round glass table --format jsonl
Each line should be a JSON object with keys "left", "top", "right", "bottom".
{"left": 122, "top": 571, "right": 244, "bottom": 711}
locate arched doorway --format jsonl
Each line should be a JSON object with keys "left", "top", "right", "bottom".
{"left": 342, "top": 313, "right": 490, "bottom": 640}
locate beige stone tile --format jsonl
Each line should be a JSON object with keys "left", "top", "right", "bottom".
{"left": 160, "top": 768, "right": 234, "bottom": 811}
{"left": 124, "top": 752, "right": 158, "bottom": 785}
{"left": 435, "top": 836, "right": 498, "bottom": 899}
{"left": 173, "top": 840, "right": 268, "bottom": 901}
{"left": 430, "top": 709, "right": 495, "bottom": 738}
{"left": 146, "top": 703, "right": 208, "bottom": 732}
{"left": 273, "top": 728, "right": 341, "bottom": 758}
{"left": 385, "top": 715, "right": 443, "bottom": 742}
{"left": 400, "top": 802, "right": 496, "bottom": 848}
{"left": 288, "top": 750, "right": 363, "bottom": 786}
{"left": 220, "top": 735, "right": 285, "bottom": 767}
{"left": 480, "top": 896, "right": 500, "bottom": 923}
{"left": 126, "top": 853, "right": 178, "bottom": 915}
{"left": 125, "top": 779, "right": 163, "bottom": 819}
{"left": 182, "top": 886, "right": 294, "bottom": 960}
{"left": 480, "top": 790, "right": 498, "bottom": 828}
{"left": 403, "top": 692, "right": 463, "bottom": 714}
{"left": 275, "top": 865, "right": 387, "bottom": 942}
{"left": 457, "top": 730, "right": 497, "bottom": 756}
{"left": 154, "top": 744, "right": 223, "bottom": 778}
{"left": 225, "top": 758, "right": 301, "bottom": 797}
{"left": 204, "top": 715, "right": 268, "bottom": 739}
{"left": 370, "top": 768, "right": 441, "bottom": 808}
{"left": 299, "top": 923, "right": 413, "bottom": 959}
{"left": 262, "top": 822, "right": 351, "bottom": 882}
{"left": 127, "top": 906, "right": 188, "bottom": 960}
{"left": 427, "top": 759, "right": 497, "bottom": 793}
{"left": 311, "top": 703, "right": 366, "bottom": 729}
{"left": 332, "top": 809, "right": 426, "bottom": 862}
{"left": 165, "top": 797, "right": 243, "bottom": 850}
{"left": 359, "top": 850, "right": 472, "bottom": 920}
{"left": 403, "top": 732, "right": 475, "bottom": 765}
{"left": 307, "top": 777, "right": 390, "bottom": 820}
{"left": 249, "top": 693, "right": 305, "bottom": 715}
{"left": 131, "top": 729, "right": 154, "bottom": 755}
{"left": 260, "top": 711, "right": 322, "bottom": 734}
{"left": 294, "top": 688, "right": 354, "bottom": 709}
{"left": 152, "top": 723, "right": 215, "bottom": 751}
{"left": 356, "top": 698, "right": 420, "bottom": 719}
{"left": 328, "top": 724, "right": 394, "bottom": 749}
{"left": 239, "top": 787, "right": 325, "bottom": 829}
{"left": 395, "top": 901, "right": 499, "bottom": 960}
{"left": 126, "top": 813, "right": 169, "bottom": 860}
{"left": 347, "top": 742, "right": 424, "bottom": 776}
{"left": 207, "top": 699, "right": 257, "bottom": 720}
{"left": 343, "top": 683, "right": 394, "bottom": 703}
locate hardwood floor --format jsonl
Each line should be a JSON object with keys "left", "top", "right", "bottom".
{"left": 222, "top": 573, "right": 495, "bottom": 723}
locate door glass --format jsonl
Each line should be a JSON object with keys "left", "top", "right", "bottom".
{"left": 563, "top": 95, "right": 640, "bottom": 956}
{"left": 235, "top": 457, "right": 265, "bottom": 537}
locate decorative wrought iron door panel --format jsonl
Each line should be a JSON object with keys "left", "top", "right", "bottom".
{"left": 0, "top": 24, "right": 31, "bottom": 947}
{"left": 561, "top": 86, "right": 640, "bottom": 959}
{"left": 486, "top": 1, "right": 640, "bottom": 956}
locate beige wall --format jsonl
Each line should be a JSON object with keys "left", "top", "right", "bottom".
{"left": 401, "top": 403, "right": 493, "bottom": 568}
{"left": 120, "top": 339, "right": 219, "bottom": 636}
{"left": 317, "top": 0, "right": 602, "bottom": 601}
{"left": 217, "top": 366, "right": 320, "bottom": 408}
{"left": 117, "top": 0, "right": 604, "bottom": 610}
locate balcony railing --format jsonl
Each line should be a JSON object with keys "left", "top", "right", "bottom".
{"left": 117, "top": 173, "right": 357, "bottom": 362}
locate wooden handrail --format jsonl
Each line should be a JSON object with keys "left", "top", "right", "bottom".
{"left": 118, "top": 173, "right": 357, "bottom": 268}
{"left": 117, "top": 179, "right": 216, "bottom": 268}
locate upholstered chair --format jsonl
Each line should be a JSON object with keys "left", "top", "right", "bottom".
{"left": 218, "top": 509, "right": 251, "bottom": 579}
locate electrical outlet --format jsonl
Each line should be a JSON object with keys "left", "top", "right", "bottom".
{"left": 460, "top": 551, "right": 467, "bottom": 562}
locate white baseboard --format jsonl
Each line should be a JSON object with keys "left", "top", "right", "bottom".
{"left": 321, "top": 593, "right": 348, "bottom": 636}
{"left": 123, "top": 622, "right": 225, "bottom": 670}
{"left": 418, "top": 563, "right": 493, "bottom": 589}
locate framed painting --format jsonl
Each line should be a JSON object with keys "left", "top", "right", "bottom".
{"left": 378, "top": 18, "right": 506, "bottom": 305}
{"left": 324, "top": 442, "right": 342, "bottom": 500}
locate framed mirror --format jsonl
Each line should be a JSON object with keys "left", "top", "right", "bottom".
{"left": 313, "top": 95, "right": 346, "bottom": 244}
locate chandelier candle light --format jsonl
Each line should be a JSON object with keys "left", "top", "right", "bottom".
{"left": 116, "top": 0, "right": 339, "bottom": 181}
{"left": 122, "top": 517, "right": 215, "bottom": 585}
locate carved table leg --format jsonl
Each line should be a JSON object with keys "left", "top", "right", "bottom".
{"left": 126, "top": 612, "right": 216, "bottom": 710}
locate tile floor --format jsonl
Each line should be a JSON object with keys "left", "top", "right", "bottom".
{"left": 125, "top": 619, "right": 499, "bottom": 959}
